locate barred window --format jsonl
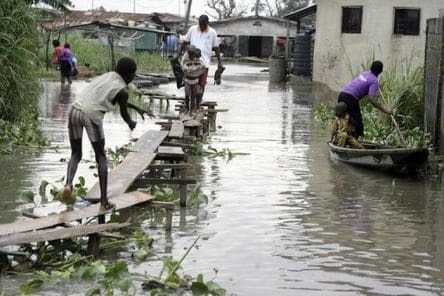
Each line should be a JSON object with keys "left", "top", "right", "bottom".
{"left": 394, "top": 8, "right": 420, "bottom": 35}
{"left": 342, "top": 6, "right": 363, "bottom": 34}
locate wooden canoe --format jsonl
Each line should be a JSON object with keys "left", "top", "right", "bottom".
{"left": 328, "top": 142, "right": 429, "bottom": 173}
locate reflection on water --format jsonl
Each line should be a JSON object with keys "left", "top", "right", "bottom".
{"left": 1, "top": 65, "right": 444, "bottom": 295}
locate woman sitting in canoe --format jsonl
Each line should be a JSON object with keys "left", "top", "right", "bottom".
{"left": 337, "top": 61, "right": 392, "bottom": 138}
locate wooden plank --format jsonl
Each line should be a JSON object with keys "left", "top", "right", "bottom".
{"left": 148, "top": 163, "right": 192, "bottom": 169}
{"left": 133, "top": 178, "right": 196, "bottom": 186}
{"left": 0, "top": 223, "right": 128, "bottom": 247}
{"left": 157, "top": 146, "right": 184, "bottom": 158}
{"left": 194, "top": 110, "right": 206, "bottom": 122}
{"left": 184, "top": 120, "right": 202, "bottom": 127}
{"left": 0, "top": 192, "right": 152, "bottom": 236}
{"left": 201, "top": 101, "right": 218, "bottom": 106}
{"left": 85, "top": 152, "right": 156, "bottom": 200}
{"left": 147, "top": 201, "right": 175, "bottom": 210}
{"left": 179, "top": 113, "right": 194, "bottom": 122}
{"left": 131, "top": 130, "right": 169, "bottom": 153}
{"left": 24, "top": 209, "right": 126, "bottom": 240}
{"left": 160, "top": 142, "right": 196, "bottom": 150}
{"left": 202, "top": 108, "right": 229, "bottom": 113}
{"left": 159, "top": 114, "right": 179, "bottom": 120}
{"left": 168, "top": 120, "right": 184, "bottom": 139}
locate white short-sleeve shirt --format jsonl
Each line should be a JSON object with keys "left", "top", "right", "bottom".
{"left": 185, "top": 25, "right": 219, "bottom": 68}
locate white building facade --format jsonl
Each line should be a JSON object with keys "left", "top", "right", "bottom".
{"left": 313, "top": 0, "right": 444, "bottom": 93}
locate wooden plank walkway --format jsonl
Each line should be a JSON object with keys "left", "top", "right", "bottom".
{"left": 85, "top": 130, "right": 168, "bottom": 201}
{"left": 157, "top": 146, "right": 185, "bottom": 159}
{"left": 85, "top": 152, "right": 156, "bottom": 201}
{"left": 168, "top": 120, "right": 184, "bottom": 139}
{"left": 0, "top": 192, "right": 152, "bottom": 236}
{"left": 0, "top": 223, "right": 128, "bottom": 247}
{"left": 131, "top": 130, "right": 168, "bottom": 153}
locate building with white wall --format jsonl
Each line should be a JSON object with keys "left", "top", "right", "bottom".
{"left": 313, "top": 0, "right": 444, "bottom": 95}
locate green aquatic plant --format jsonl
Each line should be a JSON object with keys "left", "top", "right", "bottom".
{"left": 187, "top": 184, "right": 209, "bottom": 207}
{"left": 106, "top": 143, "right": 132, "bottom": 168}
{"left": 0, "top": 108, "right": 48, "bottom": 155}
{"left": 147, "top": 184, "right": 208, "bottom": 208}
{"left": 20, "top": 176, "right": 88, "bottom": 205}
{"left": 149, "top": 185, "right": 176, "bottom": 203}
{"left": 81, "top": 261, "right": 135, "bottom": 296}
{"left": 312, "top": 103, "right": 334, "bottom": 126}
{"left": 131, "top": 230, "right": 154, "bottom": 263}
{"left": 143, "top": 236, "right": 226, "bottom": 295}
{"left": 194, "top": 145, "right": 249, "bottom": 161}
{"left": 191, "top": 272, "right": 226, "bottom": 296}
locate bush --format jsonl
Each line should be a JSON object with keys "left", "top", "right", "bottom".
{"left": 0, "top": 0, "right": 40, "bottom": 122}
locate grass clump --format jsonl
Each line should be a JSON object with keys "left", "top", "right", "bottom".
{"left": 37, "top": 33, "right": 170, "bottom": 75}
{"left": 362, "top": 54, "right": 427, "bottom": 148}
{"left": 0, "top": 0, "right": 47, "bottom": 153}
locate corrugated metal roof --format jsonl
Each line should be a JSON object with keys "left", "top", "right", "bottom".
{"left": 283, "top": 4, "right": 317, "bottom": 20}
{"left": 211, "top": 15, "right": 298, "bottom": 25}
{"left": 41, "top": 10, "right": 187, "bottom": 31}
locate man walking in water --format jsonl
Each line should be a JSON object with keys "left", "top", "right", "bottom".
{"left": 174, "top": 14, "right": 224, "bottom": 109}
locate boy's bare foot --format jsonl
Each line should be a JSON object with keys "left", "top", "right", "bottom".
{"left": 100, "top": 201, "right": 115, "bottom": 211}
{"left": 62, "top": 185, "right": 72, "bottom": 203}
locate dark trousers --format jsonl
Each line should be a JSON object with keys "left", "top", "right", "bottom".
{"left": 338, "top": 92, "right": 363, "bottom": 137}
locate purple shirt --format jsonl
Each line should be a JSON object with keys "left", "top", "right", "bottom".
{"left": 60, "top": 48, "right": 73, "bottom": 62}
{"left": 341, "top": 71, "right": 379, "bottom": 100}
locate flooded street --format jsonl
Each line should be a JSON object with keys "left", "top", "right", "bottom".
{"left": 2, "top": 64, "right": 444, "bottom": 295}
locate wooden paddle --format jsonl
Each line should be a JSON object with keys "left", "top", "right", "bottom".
{"left": 390, "top": 114, "right": 408, "bottom": 147}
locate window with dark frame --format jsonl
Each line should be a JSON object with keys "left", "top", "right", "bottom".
{"left": 342, "top": 6, "right": 363, "bottom": 34}
{"left": 394, "top": 8, "right": 420, "bottom": 35}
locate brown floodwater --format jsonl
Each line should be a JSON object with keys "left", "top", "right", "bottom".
{"left": 1, "top": 64, "right": 444, "bottom": 295}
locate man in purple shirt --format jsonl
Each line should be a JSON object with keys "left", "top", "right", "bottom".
{"left": 338, "top": 60, "right": 392, "bottom": 137}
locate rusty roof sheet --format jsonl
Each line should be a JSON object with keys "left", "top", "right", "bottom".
{"left": 41, "top": 10, "right": 187, "bottom": 30}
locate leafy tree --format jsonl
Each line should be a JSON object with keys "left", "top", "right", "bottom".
{"left": 279, "top": 0, "right": 312, "bottom": 16}
{"left": 205, "top": 0, "right": 248, "bottom": 20}
{"left": 26, "top": 0, "right": 72, "bottom": 11}
{"left": 251, "top": 0, "right": 313, "bottom": 17}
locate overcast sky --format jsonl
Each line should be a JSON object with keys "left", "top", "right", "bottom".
{"left": 69, "top": 0, "right": 257, "bottom": 20}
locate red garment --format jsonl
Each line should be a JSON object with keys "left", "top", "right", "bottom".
{"left": 52, "top": 46, "right": 64, "bottom": 65}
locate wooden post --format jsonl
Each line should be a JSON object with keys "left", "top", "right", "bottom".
{"left": 424, "top": 17, "right": 444, "bottom": 153}
{"left": 209, "top": 105, "right": 217, "bottom": 132}
{"left": 179, "top": 168, "right": 187, "bottom": 207}
{"left": 108, "top": 34, "right": 116, "bottom": 71}
{"left": 165, "top": 208, "right": 173, "bottom": 231}
{"left": 0, "top": 254, "right": 8, "bottom": 272}
{"left": 89, "top": 213, "right": 106, "bottom": 254}
{"left": 184, "top": 0, "right": 193, "bottom": 30}
{"left": 285, "top": 19, "right": 290, "bottom": 61}
{"left": 45, "top": 31, "right": 50, "bottom": 71}
{"left": 87, "top": 234, "right": 101, "bottom": 256}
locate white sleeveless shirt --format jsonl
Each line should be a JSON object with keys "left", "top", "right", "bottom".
{"left": 73, "top": 72, "right": 127, "bottom": 125}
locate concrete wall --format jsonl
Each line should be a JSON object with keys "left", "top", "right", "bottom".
{"left": 313, "top": 0, "right": 444, "bottom": 93}
{"left": 211, "top": 17, "right": 298, "bottom": 38}
{"left": 210, "top": 17, "right": 298, "bottom": 57}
